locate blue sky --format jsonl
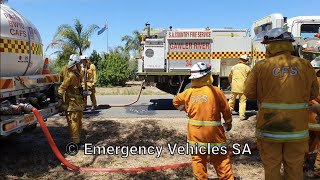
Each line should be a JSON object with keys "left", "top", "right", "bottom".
{"left": 5, "top": 0, "right": 320, "bottom": 58}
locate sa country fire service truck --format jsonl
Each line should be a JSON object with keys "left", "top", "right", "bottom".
{"left": 137, "top": 24, "right": 259, "bottom": 95}
{"left": 137, "top": 14, "right": 320, "bottom": 95}
{"left": 0, "top": 1, "right": 60, "bottom": 137}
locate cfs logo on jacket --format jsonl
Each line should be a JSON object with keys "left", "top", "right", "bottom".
{"left": 272, "top": 66, "right": 298, "bottom": 77}
{"left": 190, "top": 95, "right": 208, "bottom": 104}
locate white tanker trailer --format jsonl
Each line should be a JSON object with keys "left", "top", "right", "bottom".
{"left": 0, "top": 1, "right": 60, "bottom": 137}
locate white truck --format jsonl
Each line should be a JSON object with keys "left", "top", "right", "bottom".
{"left": 137, "top": 24, "right": 257, "bottom": 95}
{"left": 0, "top": 1, "right": 60, "bottom": 137}
{"left": 251, "top": 13, "right": 320, "bottom": 63}
{"left": 138, "top": 14, "right": 320, "bottom": 95}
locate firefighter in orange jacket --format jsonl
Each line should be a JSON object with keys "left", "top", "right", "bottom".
{"left": 58, "top": 54, "right": 84, "bottom": 145}
{"left": 244, "top": 28, "right": 319, "bottom": 180}
{"left": 228, "top": 54, "right": 251, "bottom": 120}
{"left": 80, "top": 55, "right": 97, "bottom": 111}
{"left": 306, "top": 58, "right": 320, "bottom": 177}
{"left": 173, "top": 62, "right": 234, "bottom": 180}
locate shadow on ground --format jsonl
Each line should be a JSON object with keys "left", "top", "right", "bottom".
{"left": 0, "top": 117, "right": 193, "bottom": 179}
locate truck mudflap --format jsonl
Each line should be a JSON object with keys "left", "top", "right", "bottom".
{"left": 0, "top": 103, "right": 59, "bottom": 137}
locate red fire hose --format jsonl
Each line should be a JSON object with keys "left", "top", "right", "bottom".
{"left": 32, "top": 107, "right": 257, "bottom": 173}
{"left": 33, "top": 107, "right": 192, "bottom": 173}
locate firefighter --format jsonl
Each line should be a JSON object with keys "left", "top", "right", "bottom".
{"left": 244, "top": 28, "right": 319, "bottom": 180}
{"left": 173, "top": 62, "right": 234, "bottom": 180}
{"left": 58, "top": 54, "right": 84, "bottom": 145}
{"left": 305, "top": 58, "right": 320, "bottom": 177}
{"left": 80, "top": 55, "right": 97, "bottom": 111}
{"left": 58, "top": 64, "right": 68, "bottom": 116}
{"left": 60, "top": 64, "right": 68, "bottom": 83}
{"left": 228, "top": 54, "right": 251, "bottom": 120}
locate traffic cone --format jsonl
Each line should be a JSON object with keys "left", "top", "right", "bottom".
{"left": 42, "top": 58, "right": 50, "bottom": 74}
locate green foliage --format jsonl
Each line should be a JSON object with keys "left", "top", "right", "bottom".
{"left": 121, "top": 30, "right": 142, "bottom": 57}
{"left": 90, "top": 50, "right": 102, "bottom": 67}
{"left": 128, "top": 59, "right": 138, "bottom": 80}
{"left": 97, "top": 48, "right": 130, "bottom": 86}
{"left": 46, "top": 19, "right": 99, "bottom": 55}
{"left": 50, "top": 47, "right": 76, "bottom": 73}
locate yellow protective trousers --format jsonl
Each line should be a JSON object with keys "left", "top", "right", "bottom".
{"left": 84, "top": 87, "right": 97, "bottom": 108}
{"left": 258, "top": 140, "right": 308, "bottom": 180}
{"left": 228, "top": 92, "right": 247, "bottom": 119}
{"left": 66, "top": 111, "right": 83, "bottom": 144}
{"left": 191, "top": 154, "right": 234, "bottom": 180}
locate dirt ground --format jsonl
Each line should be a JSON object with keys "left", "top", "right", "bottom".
{"left": 0, "top": 113, "right": 266, "bottom": 180}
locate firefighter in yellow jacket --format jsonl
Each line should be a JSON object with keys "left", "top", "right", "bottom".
{"left": 58, "top": 54, "right": 84, "bottom": 145}
{"left": 60, "top": 65, "right": 68, "bottom": 83}
{"left": 173, "top": 62, "right": 234, "bottom": 180}
{"left": 80, "top": 55, "right": 97, "bottom": 111}
{"left": 58, "top": 65, "right": 68, "bottom": 116}
{"left": 306, "top": 58, "right": 320, "bottom": 177}
{"left": 228, "top": 54, "right": 251, "bottom": 120}
{"left": 244, "top": 28, "right": 319, "bottom": 180}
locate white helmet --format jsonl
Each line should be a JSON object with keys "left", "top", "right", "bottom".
{"left": 80, "top": 55, "right": 89, "bottom": 60}
{"left": 69, "top": 54, "right": 78, "bottom": 60}
{"left": 189, "top": 62, "right": 211, "bottom": 80}
{"left": 68, "top": 54, "right": 81, "bottom": 68}
{"left": 240, "top": 54, "right": 249, "bottom": 61}
{"left": 311, "top": 57, "right": 320, "bottom": 69}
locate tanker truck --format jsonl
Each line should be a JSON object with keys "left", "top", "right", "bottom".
{"left": 0, "top": 1, "right": 60, "bottom": 137}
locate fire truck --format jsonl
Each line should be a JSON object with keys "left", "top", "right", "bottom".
{"left": 137, "top": 14, "right": 320, "bottom": 95}
{"left": 0, "top": 1, "right": 60, "bottom": 137}
{"left": 251, "top": 13, "right": 320, "bottom": 62}
{"left": 137, "top": 25, "right": 257, "bottom": 95}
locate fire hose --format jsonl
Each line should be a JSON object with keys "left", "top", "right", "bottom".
{"left": 32, "top": 105, "right": 257, "bottom": 173}
{"left": 33, "top": 107, "right": 191, "bottom": 172}
{"left": 91, "top": 80, "right": 146, "bottom": 110}
{"left": 30, "top": 79, "right": 257, "bottom": 173}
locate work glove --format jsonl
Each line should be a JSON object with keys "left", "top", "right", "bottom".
{"left": 57, "top": 92, "right": 63, "bottom": 99}
{"left": 223, "top": 122, "right": 232, "bottom": 132}
{"left": 83, "top": 90, "right": 92, "bottom": 96}
{"left": 177, "top": 105, "right": 185, "bottom": 111}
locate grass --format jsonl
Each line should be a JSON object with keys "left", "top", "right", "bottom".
{"left": 0, "top": 114, "right": 267, "bottom": 179}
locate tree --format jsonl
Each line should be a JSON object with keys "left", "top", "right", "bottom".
{"left": 50, "top": 46, "right": 76, "bottom": 73}
{"left": 90, "top": 50, "right": 102, "bottom": 67}
{"left": 97, "top": 46, "right": 130, "bottom": 86}
{"left": 46, "top": 19, "right": 99, "bottom": 55}
{"left": 121, "top": 30, "right": 142, "bottom": 57}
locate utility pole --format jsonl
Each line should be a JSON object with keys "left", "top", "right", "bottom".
{"left": 107, "top": 21, "right": 109, "bottom": 53}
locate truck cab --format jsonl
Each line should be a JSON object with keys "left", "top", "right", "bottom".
{"left": 251, "top": 13, "right": 320, "bottom": 61}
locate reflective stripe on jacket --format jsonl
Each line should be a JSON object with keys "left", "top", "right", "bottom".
{"left": 309, "top": 78, "right": 320, "bottom": 131}
{"left": 229, "top": 62, "right": 251, "bottom": 93}
{"left": 244, "top": 53, "right": 319, "bottom": 142}
{"left": 173, "top": 85, "right": 232, "bottom": 146}
{"left": 58, "top": 69, "right": 84, "bottom": 111}
{"left": 84, "top": 62, "right": 97, "bottom": 87}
